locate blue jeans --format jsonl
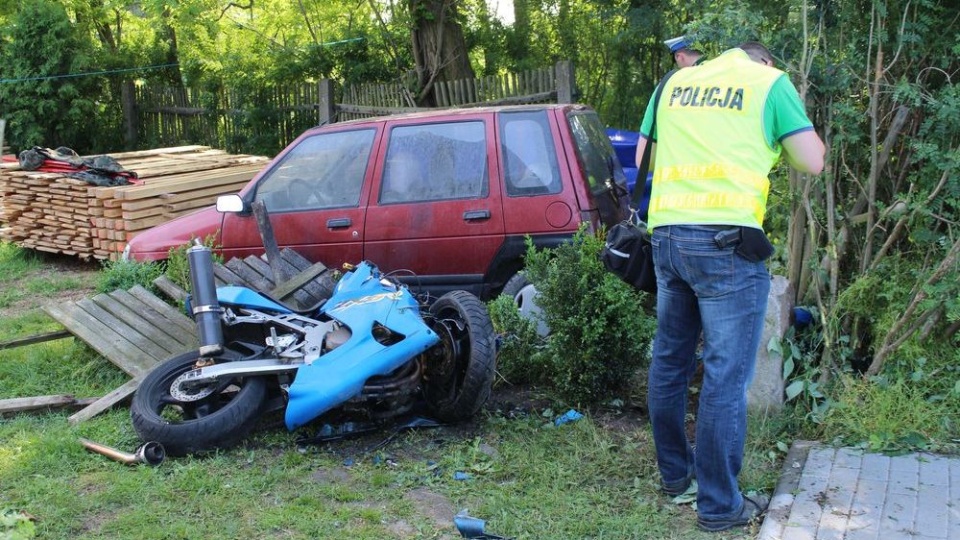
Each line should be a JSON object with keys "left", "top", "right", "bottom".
{"left": 647, "top": 225, "right": 770, "bottom": 520}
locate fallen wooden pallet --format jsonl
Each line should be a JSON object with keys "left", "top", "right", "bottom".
{"left": 44, "top": 285, "right": 199, "bottom": 424}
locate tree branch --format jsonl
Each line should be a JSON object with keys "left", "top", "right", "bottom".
{"left": 866, "top": 235, "right": 960, "bottom": 376}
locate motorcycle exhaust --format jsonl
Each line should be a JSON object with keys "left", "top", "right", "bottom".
{"left": 187, "top": 243, "right": 224, "bottom": 357}
{"left": 79, "top": 438, "right": 166, "bottom": 466}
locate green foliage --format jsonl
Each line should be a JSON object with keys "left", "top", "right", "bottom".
{"left": 0, "top": 0, "right": 104, "bottom": 153}
{"left": 165, "top": 235, "right": 222, "bottom": 292}
{"left": 821, "top": 375, "right": 956, "bottom": 454}
{"left": 487, "top": 294, "right": 548, "bottom": 384}
{"left": 0, "top": 509, "right": 36, "bottom": 540}
{"left": 96, "top": 259, "right": 163, "bottom": 294}
{"left": 0, "top": 242, "right": 41, "bottom": 284}
{"left": 495, "top": 226, "right": 656, "bottom": 405}
{"left": 776, "top": 323, "right": 837, "bottom": 427}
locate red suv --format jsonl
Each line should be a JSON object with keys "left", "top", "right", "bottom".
{"left": 125, "top": 104, "right": 628, "bottom": 299}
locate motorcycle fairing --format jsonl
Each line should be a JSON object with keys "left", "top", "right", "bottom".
{"left": 216, "top": 286, "right": 293, "bottom": 313}
{"left": 284, "top": 262, "right": 440, "bottom": 429}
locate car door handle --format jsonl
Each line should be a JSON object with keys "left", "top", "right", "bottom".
{"left": 326, "top": 218, "right": 351, "bottom": 228}
{"left": 463, "top": 210, "right": 490, "bottom": 221}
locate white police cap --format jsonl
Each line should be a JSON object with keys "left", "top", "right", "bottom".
{"left": 663, "top": 36, "right": 689, "bottom": 53}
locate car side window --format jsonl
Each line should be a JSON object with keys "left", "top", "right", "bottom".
{"left": 254, "top": 128, "right": 375, "bottom": 212}
{"left": 501, "top": 111, "right": 562, "bottom": 196}
{"left": 380, "top": 121, "right": 487, "bottom": 204}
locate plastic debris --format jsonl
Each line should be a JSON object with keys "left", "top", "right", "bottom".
{"left": 554, "top": 409, "right": 583, "bottom": 426}
{"left": 454, "top": 471, "right": 471, "bottom": 481}
{"left": 454, "top": 510, "right": 514, "bottom": 539}
{"left": 296, "top": 421, "right": 378, "bottom": 445}
{"left": 793, "top": 307, "right": 814, "bottom": 329}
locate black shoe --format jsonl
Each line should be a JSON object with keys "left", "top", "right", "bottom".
{"left": 660, "top": 471, "right": 694, "bottom": 497}
{"left": 697, "top": 493, "right": 769, "bottom": 532}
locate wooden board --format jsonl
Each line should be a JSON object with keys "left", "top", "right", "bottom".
{"left": 0, "top": 395, "right": 99, "bottom": 417}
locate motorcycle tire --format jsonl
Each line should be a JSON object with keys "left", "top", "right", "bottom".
{"left": 423, "top": 290, "right": 496, "bottom": 422}
{"left": 131, "top": 351, "right": 267, "bottom": 457}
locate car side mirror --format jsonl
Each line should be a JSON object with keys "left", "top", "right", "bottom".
{"left": 216, "top": 194, "right": 247, "bottom": 214}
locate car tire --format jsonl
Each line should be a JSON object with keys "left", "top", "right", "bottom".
{"left": 501, "top": 273, "right": 549, "bottom": 337}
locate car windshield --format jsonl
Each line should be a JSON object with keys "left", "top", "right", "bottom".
{"left": 254, "top": 128, "right": 376, "bottom": 212}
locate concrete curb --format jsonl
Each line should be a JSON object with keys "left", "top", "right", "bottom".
{"left": 757, "top": 440, "right": 819, "bottom": 540}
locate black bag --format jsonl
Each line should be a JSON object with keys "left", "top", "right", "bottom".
{"left": 599, "top": 69, "right": 676, "bottom": 295}
{"left": 602, "top": 219, "right": 656, "bottom": 293}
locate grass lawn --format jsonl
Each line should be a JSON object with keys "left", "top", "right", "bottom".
{"left": 0, "top": 244, "right": 781, "bottom": 539}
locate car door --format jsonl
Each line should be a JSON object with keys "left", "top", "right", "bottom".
{"left": 219, "top": 126, "right": 380, "bottom": 267}
{"left": 363, "top": 114, "right": 505, "bottom": 293}
{"left": 497, "top": 108, "right": 580, "bottom": 237}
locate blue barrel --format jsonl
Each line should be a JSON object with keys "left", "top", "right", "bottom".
{"left": 606, "top": 128, "right": 639, "bottom": 168}
{"left": 606, "top": 128, "right": 652, "bottom": 221}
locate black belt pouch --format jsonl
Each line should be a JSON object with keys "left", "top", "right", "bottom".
{"left": 735, "top": 227, "right": 775, "bottom": 262}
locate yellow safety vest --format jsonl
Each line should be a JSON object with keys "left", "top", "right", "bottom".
{"left": 648, "top": 49, "right": 783, "bottom": 230}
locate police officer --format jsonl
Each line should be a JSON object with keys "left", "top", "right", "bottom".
{"left": 664, "top": 35, "right": 705, "bottom": 68}
{"left": 636, "top": 41, "right": 824, "bottom": 532}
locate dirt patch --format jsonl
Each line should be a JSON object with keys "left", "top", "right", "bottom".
{"left": 405, "top": 487, "right": 457, "bottom": 532}
{"left": 0, "top": 252, "right": 100, "bottom": 320}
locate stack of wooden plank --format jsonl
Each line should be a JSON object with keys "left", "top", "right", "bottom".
{"left": 0, "top": 146, "right": 269, "bottom": 259}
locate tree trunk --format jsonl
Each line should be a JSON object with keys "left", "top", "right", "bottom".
{"left": 409, "top": 0, "right": 475, "bottom": 106}
{"left": 121, "top": 80, "right": 138, "bottom": 149}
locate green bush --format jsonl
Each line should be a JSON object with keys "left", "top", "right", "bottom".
{"left": 492, "top": 225, "right": 657, "bottom": 405}
{"left": 488, "top": 294, "right": 549, "bottom": 384}
{"left": 96, "top": 259, "right": 163, "bottom": 293}
{"left": 165, "top": 235, "right": 222, "bottom": 291}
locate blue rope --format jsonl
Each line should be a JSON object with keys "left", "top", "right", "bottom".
{"left": 0, "top": 63, "right": 180, "bottom": 84}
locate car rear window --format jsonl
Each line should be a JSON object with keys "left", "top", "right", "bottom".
{"left": 254, "top": 128, "right": 376, "bottom": 212}
{"left": 380, "top": 121, "right": 488, "bottom": 204}
{"left": 567, "top": 111, "right": 627, "bottom": 191}
{"left": 500, "top": 110, "right": 562, "bottom": 197}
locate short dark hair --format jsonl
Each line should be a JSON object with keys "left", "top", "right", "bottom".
{"left": 739, "top": 41, "right": 774, "bottom": 65}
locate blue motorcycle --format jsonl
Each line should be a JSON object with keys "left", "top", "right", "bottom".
{"left": 131, "top": 244, "right": 496, "bottom": 456}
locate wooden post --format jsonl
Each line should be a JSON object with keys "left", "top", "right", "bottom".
{"left": 318, "top": 79, "right": 337, "bottom": 125}
{"left": 556, "top": 60, "right": 575, "bottom": 104}
{"left": 252, "top": 200, "right": 289, "bottom": 284}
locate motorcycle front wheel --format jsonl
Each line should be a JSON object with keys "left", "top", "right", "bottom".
{"left": 131, "top": 351, "right": 267, "bottom": 456}
{"left": 423, "top": 290, "right": 496, "bottom": 422}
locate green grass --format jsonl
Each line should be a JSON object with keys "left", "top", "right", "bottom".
{"left": 1, "top": 405, "right": 776, "bottom": 539}
{"left": 0, "top": 241, "right": 98, "bottom": 311}
{"left": 821, "top": 375, "right": 960, "bottom": 453}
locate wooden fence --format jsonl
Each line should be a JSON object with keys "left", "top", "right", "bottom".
{"left": 135, "top": 61, "right": 575, "bottom": 154}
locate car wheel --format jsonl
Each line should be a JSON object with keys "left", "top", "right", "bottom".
{"left": 501, "top": 273, "right": 549, "bottom": 337}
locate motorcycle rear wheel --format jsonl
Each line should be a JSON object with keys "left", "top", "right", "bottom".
{"left": 131, "top": 351, "right": 267, "bottom": 456}
{"left": 423, "top": 290, "right": 496, "bottom": 422}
